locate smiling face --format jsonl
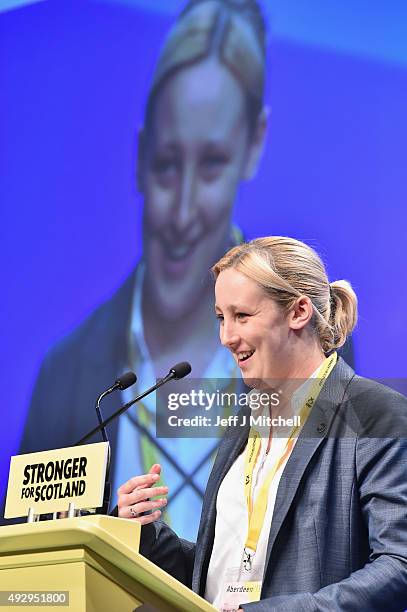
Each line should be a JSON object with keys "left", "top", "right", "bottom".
{"left": 139, "top": 58, "right": 262, "bottom": 321}
{"left": 215, "top": 268, "right": 295, "bottom": 386}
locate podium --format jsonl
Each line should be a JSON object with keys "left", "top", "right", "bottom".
{"left": 0, "top": 515, "right": 216, "bottom": 611}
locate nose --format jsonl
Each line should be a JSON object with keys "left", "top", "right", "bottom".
{"left": 172, "top": 163, "right": 197, "bottom": 235}
{"left": 220, "top": 319, "right": 240, "bottom": 351}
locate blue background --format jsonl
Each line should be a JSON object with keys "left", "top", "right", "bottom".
{"left": 1, "top": 0, "right": 406, "bottom": 501}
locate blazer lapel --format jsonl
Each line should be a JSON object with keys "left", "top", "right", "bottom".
{"left": 262, "top": 358, "right": 355, "bottom": 577}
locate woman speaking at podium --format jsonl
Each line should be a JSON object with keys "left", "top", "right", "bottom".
{"left": 117, "top": 236, "right": 407, "bottom": 611}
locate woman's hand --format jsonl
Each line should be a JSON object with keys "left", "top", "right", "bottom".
{"left": 117, "top": 463, "right": 168, "bottom": 525}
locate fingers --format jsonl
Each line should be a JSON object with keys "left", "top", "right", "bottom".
{"left": 130, "top": 498, "right": 167, "bottom": 515}
{"left": 118, "top": 495, "right": 167, "bottom": 520}
{"left": 133, "top": 509, "right": 162, "bottom": 525}
{"left": 125, "top": 485, "right": 168, "bottom": 506}
{"left": 117, "top": 465, "right": 167, "bottom": 522}
{"left": 123, "top": 496, "right": 167, "bottom": 518}
{"left": 117, "top": 472, "right": 160, "bottom": 496}
{"left": 148, "top": 463, "right": 161, "bottom": 476}
{"left": 117, "top": 486, "right": 168, "bottom": 519}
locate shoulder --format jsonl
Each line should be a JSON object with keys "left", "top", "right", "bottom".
{"left": 345, "top": 374, "right": 407, "bottom": 438}
{"left": 24, "top": 270, "right": 138, "bottom": 447}
{"left": 39, "top": 271, "right": 136, "bottom": 371}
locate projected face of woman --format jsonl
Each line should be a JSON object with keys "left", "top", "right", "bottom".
{"left": 140, "top": 58, "right": 262, "bottom": 321}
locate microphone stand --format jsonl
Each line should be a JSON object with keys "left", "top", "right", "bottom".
{"left": 76, "top": 375, "right": 171, "bottom": 446}
{"left": 76, "top": 363, "right": 190, "bottom": 515}
{"left": 94, "top": 374, "right": 136, "bottom": 514}
{"left": 94, "top": 388, "right": 112, "bottom": 513}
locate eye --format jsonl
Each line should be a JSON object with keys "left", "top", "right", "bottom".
{"left": 215, "top": 313, "right": 224, "bottom": 323}
{"left": 236, "top": 312, "right": 249, "bottom": 320}
{"left": 200, "top": 152, "right": 229, "bottom": 180}
{"left": 152, "top": 155, "right": 179, "bottom": 185}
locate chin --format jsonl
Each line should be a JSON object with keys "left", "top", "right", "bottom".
{"left": 156, "top": 281, "right": 205, "bottom": 322}
{"left": 241, "top": 372, "right": 261, "bottom": 389}
{"left": 242, "top": 374, "right": 273, "bottom": 392}
{"left": 155, "top": 295, "right": 190, "bottom": 322}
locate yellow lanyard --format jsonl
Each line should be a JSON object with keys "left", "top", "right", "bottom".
{"left": 242, "top": 352, "right": 337, "bottom": 570}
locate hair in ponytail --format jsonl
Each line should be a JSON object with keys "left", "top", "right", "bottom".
{"left": 324, "top": 280, "right": 358, "bottom": 352}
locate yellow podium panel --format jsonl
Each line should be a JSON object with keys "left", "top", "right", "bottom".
{"left": 0, "top": 516, "right": 215, "bottom": 612}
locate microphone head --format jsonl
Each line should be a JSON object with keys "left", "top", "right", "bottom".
{"left": 115, "top": 371, "right": 137, "bottom": 390}
{"left": 170, "top": 362, "right": 192, "bottom": 380}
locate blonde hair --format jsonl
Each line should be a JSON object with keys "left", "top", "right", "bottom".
{"left": 145, "top": 0, "right": 266, "bottom": 133}
{"left": 212, "top": 236, "right": 357, "bottom": 353}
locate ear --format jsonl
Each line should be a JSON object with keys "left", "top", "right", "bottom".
{"left": 242, "top": 106, "right": 269, "bottom": 180}
{"left": 136, "top": 125, "right": 146, "bottom": 193}
{"left": 288, "top": 296, "right": 314, "bottom": 331}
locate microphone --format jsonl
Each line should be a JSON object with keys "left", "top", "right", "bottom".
{"left": 95, "top": 372, "right": 137, "bottom": 442}
{"left": 161, "top": 361, "right": 192, "bottom": 383}
{"left": 77, "top": 362, "right": 192, "bottom": 445}
{"left": 169, "top": 361, "right": 192, "bottom": 380}
{"left": 94, "top": 372, "right": 137, "bottom": 514}
{"left": 114, "top": 371, "right": 138, "bottom": 390}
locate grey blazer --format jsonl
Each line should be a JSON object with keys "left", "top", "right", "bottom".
{"left": 140, "top": 358, "right": 407, "bottom": 611}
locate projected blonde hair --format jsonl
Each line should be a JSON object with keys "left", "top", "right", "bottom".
{"left": 212, "top": 236, "right": 358, "bottom": 353}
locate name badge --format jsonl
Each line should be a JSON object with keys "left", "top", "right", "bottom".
{"left": 220, "top": 566, "right": 261, "bottom": 612}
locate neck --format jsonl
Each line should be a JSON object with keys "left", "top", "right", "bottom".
{"left": 142, "top": 280, "right": 218, "bottom": 367}
{"left": 262, "top": 339, "right": 326, "bottom": 416}
{"left": 286, "top": 343, "right": 326, "bottom": 381}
